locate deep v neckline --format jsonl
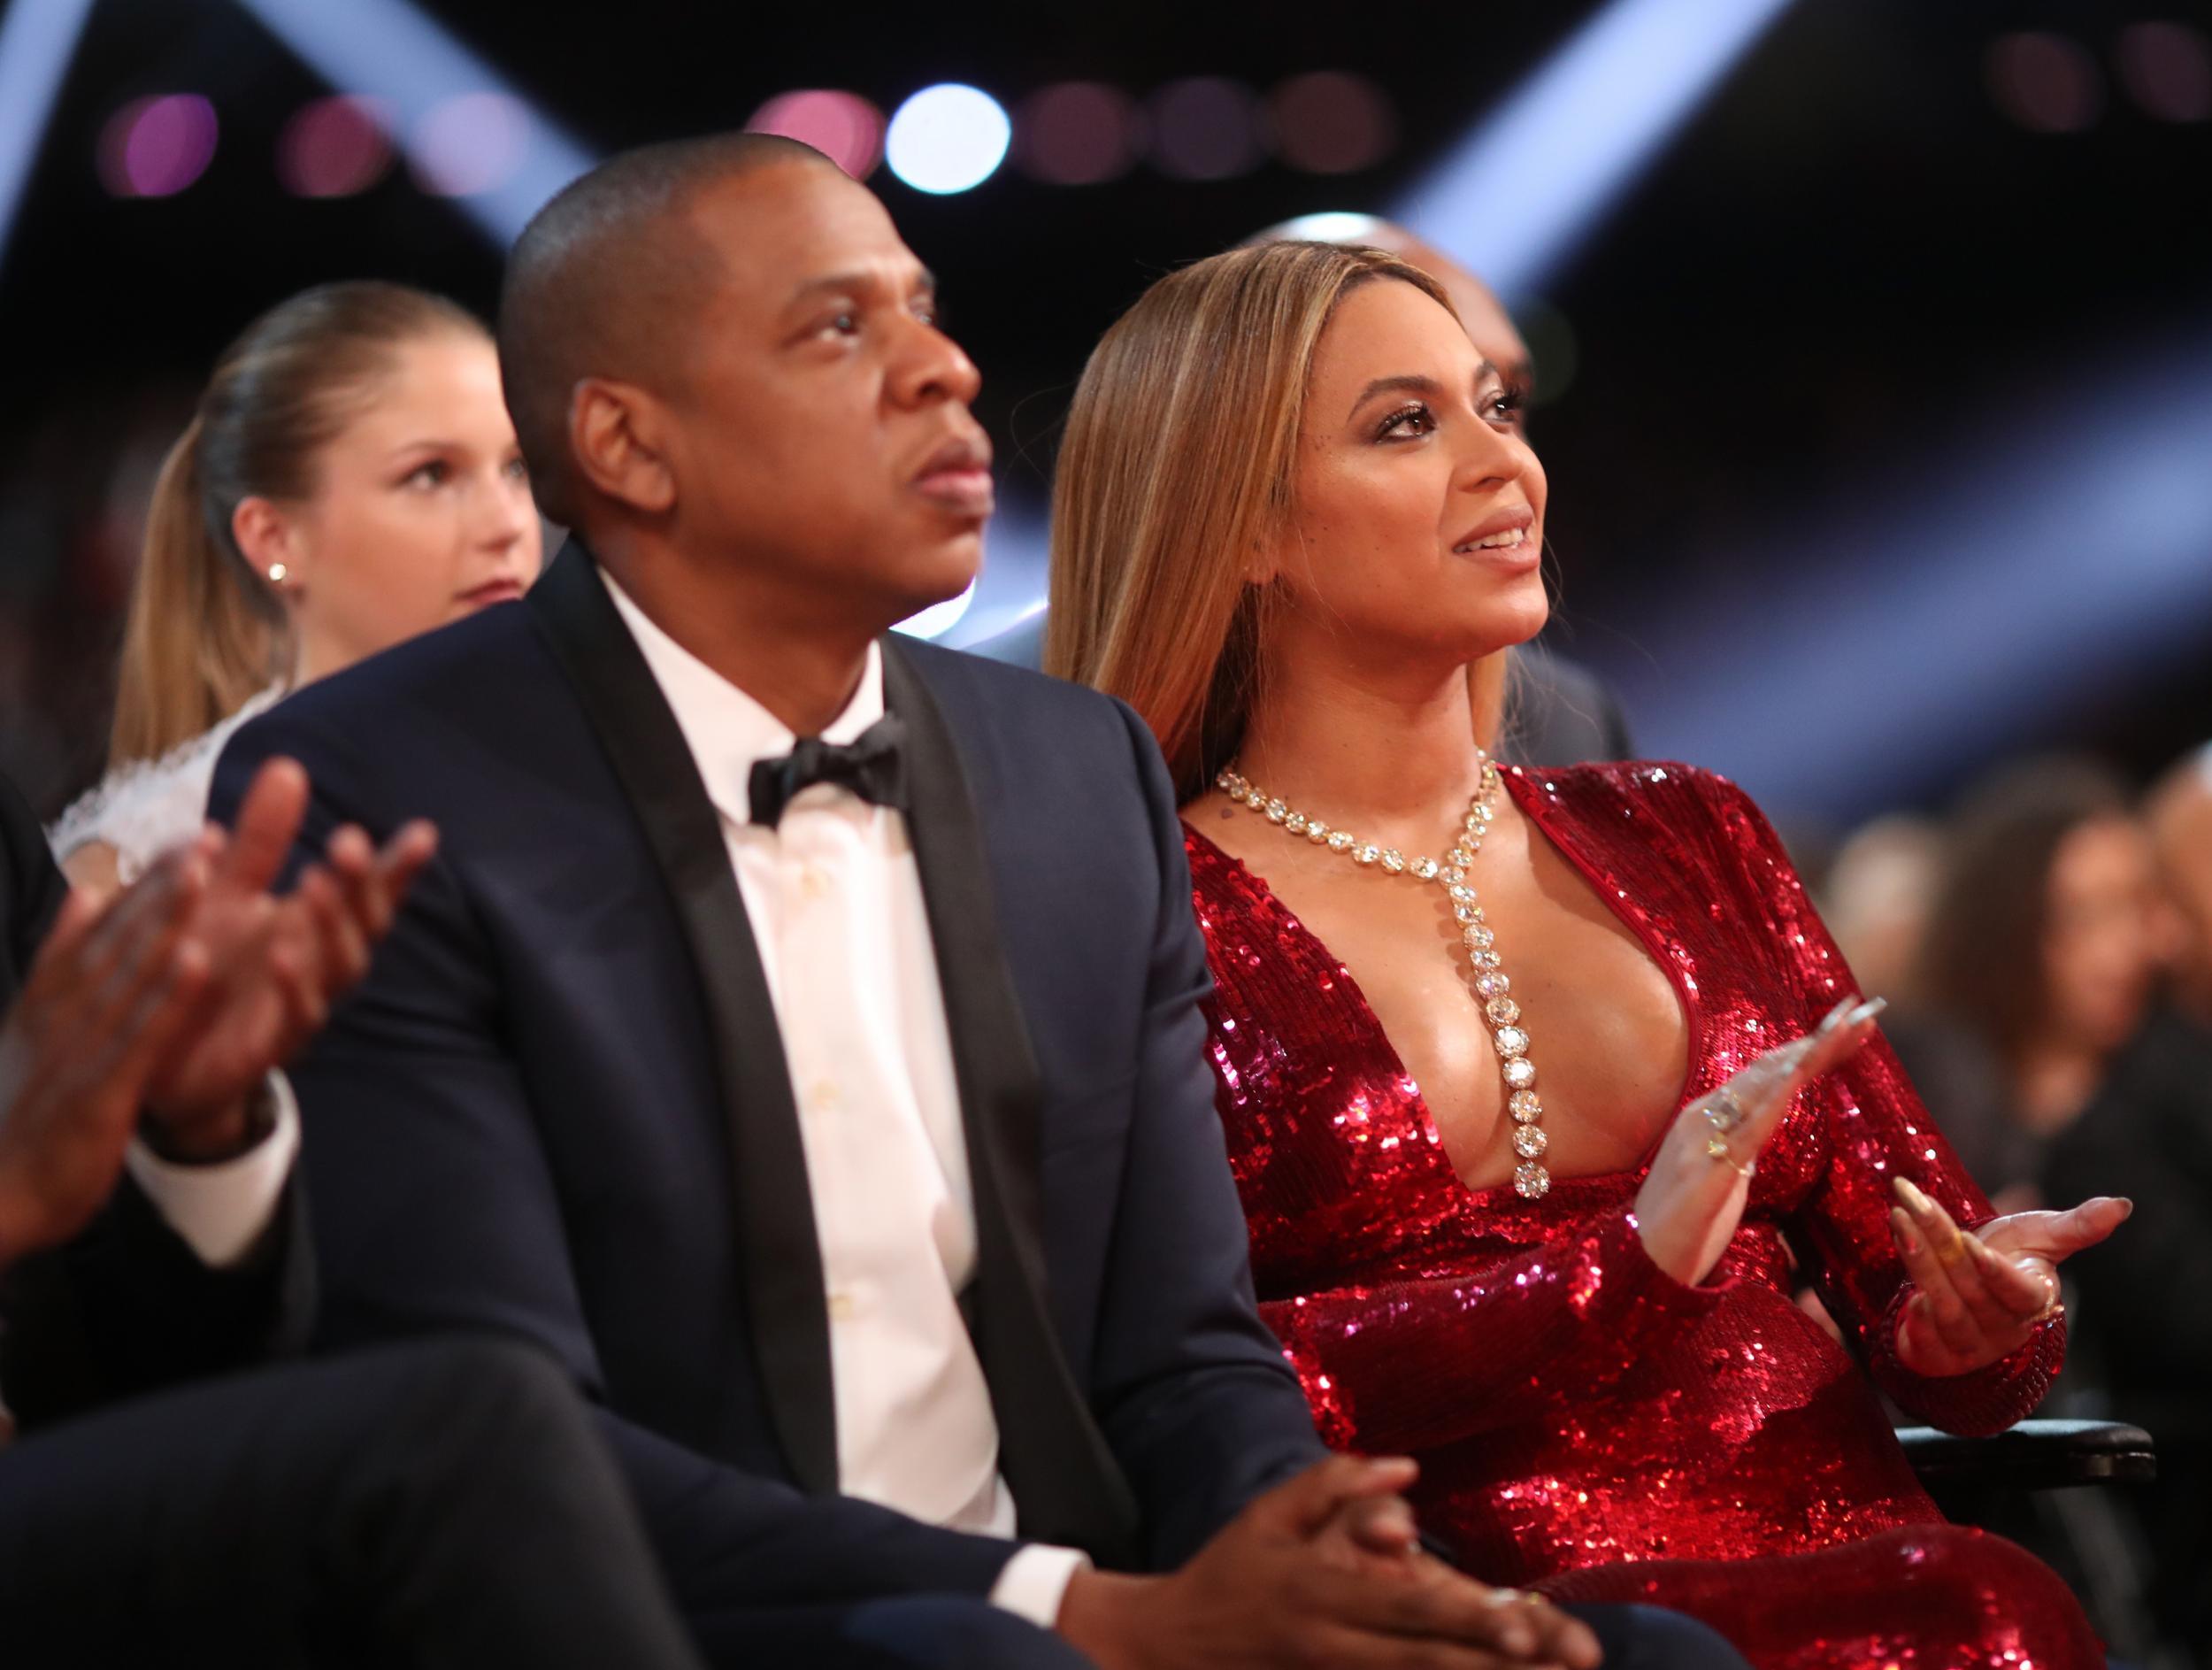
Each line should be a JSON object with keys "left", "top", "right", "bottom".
{"left": 1184, "top": 766, "right": 1709, "bottom": 1205}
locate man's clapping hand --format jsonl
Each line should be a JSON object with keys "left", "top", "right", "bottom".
{"left": 0, "top": 758, "right": 434, "bottom": 1268}
{"left": 1056, "top": 1455, "right": 1601, "bottom": 1670}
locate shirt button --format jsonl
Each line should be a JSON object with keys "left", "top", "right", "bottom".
{"left": 797, "top": 864, "right": 833, "bottom": 900}
{"left": 806, "top": 1079, "right": 841, "bottom": 1114}
{"left": 826, "top": 1289, "right": 857, "bottom": 1322}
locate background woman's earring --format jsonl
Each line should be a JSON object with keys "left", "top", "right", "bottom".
{"left": 266, "top": 563, "right": 288, "bottom": 585}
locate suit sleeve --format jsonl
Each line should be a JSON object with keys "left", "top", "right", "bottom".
{"left": 1696, "top": 770, "right": 2062, "bottom": 1436}
{"left": 209, "top": 709, "right": 1033, "bottom": 1621}
{"left": 1080, "top": 701, "right": 1332, "bottom": 1570}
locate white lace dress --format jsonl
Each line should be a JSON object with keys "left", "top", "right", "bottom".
{"left": 48, "top": 684, "right": 288, "bottom": 882}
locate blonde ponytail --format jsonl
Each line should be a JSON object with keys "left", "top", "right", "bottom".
{"left": 109, "top": 418, "right": 288, "bottom": 766}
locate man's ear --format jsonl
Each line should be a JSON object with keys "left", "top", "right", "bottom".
{"left": 571, "top": 378, "right": 676, "bottom": 517}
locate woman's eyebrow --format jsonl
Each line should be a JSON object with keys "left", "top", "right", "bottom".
{"left": 1349, "top": 364, "right": 1503, "bottom": 418}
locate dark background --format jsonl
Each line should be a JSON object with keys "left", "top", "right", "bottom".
{"left": 2, "top": 0, "right": 2208, "bottom": 837}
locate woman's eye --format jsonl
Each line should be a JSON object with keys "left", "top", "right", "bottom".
{"left": 1484, "top": 386, "right": 1530, "bottom": 428}
{"left": 1377, "top": 403, "right": 1436, "bottom": 441}
{"left": 404, "top": 460, "right": 450, "bottom": 489}
{"left": 821, "top": 311, "right": 861, "bottom": 338}
{"left": 503, "top": 457, "right": 530, "bottom": 482}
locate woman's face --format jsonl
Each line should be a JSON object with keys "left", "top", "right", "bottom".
{"left": 270, "top": 330, "right": 542, "bottom": 678}
{"left": 2041, "top": 814, "right": 2163, "bottom": 1054}
{"left": 1261, "top": 277, "right": 1549, "bottom": 665}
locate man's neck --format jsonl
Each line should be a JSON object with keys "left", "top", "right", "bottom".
{"left": 594, "top": 536, "right": 882, "bottom": 737}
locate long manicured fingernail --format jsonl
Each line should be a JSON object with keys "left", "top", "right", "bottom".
{"left": 1893, "top": 1176, "right": 1937, "bottom": 1219}
{"left": 1847, "top": 997, "right": 1888, "bottom": 1026}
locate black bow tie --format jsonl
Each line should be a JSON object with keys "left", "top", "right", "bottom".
{"left": 748, "top": 715, "right": 909, "bottom": 827}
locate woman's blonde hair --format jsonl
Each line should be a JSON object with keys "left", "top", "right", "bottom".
{"left": 1046, "top": 240, "right": 1507, "bottom": 800}
{"left": 111, "top": 281, "right": 486, "bottom": 767}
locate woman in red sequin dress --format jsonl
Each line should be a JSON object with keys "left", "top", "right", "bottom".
{"left": 1045, "top": 240, "right": 2129, "bottom": 1668}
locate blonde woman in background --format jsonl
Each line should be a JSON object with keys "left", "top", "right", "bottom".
{"left": 50, "top": 281, "right": 541, "bottom": 891}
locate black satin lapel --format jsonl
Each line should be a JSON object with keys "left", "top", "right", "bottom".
{"left": 529, "top": 543, "right": 838, "bottom": 1493}
{"left": 881, "top": 639, "right": 1141, "bottom": 1563}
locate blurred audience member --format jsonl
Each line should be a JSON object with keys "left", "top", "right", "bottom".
{"left": 2147, "top": 742, "right": 2212, "bottom": 1028}
{"left": 1914, "top": 758, "right": 2165, "bottom": 1206}
{"left": 1820, "top": 814, "right": 1943, "bottom": 1007}
{"left": 50, "top": 282, "right": 542, "bottom": 894}
{"left": 2030, "top": 743, "right": 2212, "bottom": 1663}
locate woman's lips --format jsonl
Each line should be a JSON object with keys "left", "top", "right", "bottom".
{"left": 457, "top": 578, "right": 526, "bottom": 608}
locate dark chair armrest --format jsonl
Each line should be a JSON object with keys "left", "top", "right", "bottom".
{"left": 1897, "top": 1418, "right": 2156, "bottom": 1490}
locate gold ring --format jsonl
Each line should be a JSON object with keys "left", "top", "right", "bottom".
{"left": 1932, "top": 1232, "right": 1969, "bottom": 1268}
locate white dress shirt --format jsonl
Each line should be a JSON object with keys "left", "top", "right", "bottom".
{"left": 603, "top": 574, "right": 1087, "bottom": 1628}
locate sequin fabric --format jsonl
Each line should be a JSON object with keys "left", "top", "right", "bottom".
{"left": 1188, "top": 761, "right": 2099, "bottom": 1669}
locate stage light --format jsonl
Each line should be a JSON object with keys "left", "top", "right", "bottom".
{"left": 0, "top": 0, "right": 97, "bottom": 276}
{"left": 97, "top": 95, "right": 219, "bottom": 198}
{"left": 1592, "top": 331, "right": 2212, "bottom": 822}
{"left": 1394, "top": 0, "right": 1796, "bottom": 296}
{"left": 747, "top": 89, "right": 885, "bottom": 180}
{"left": 1271, "top": 211, "right": 1389, "bottom": 244}
{"left": 1269, "top": 71, "right": 1397, "bottom": 175}
{"left": 410, "top": 91, "right": 530, "bottom": 197}
{"left": 2115, "top": 22, "right": 2212, "bottom": 124}
{"left": 1013, "top": 81, "right": 1140, "bottom": 186}
{"left": 232, "top": 0, "right": 595, "bottom": 241}
{"left": 885, "top": 83, "right": 1010, "bottom": 195}
{"left": 1985, "top": 32, "right": 2103, "bottom": 133}
{"left": 278, "top": 95, "right": 396, "bottom": 197}
{"left": 1148, "top": 77, "right": 1263, "bottom": 181}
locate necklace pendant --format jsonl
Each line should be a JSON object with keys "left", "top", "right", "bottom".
{"left": 1513, "top": 1161, "right": 1551, "bottom": 1199}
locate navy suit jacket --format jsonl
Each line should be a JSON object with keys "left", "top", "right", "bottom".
{"left": 210, "top": 544, "right": 1325, "bottom": 1621}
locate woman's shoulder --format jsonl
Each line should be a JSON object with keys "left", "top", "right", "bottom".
{"left": 48, "top": 684, "right": 287, "bottom": 883}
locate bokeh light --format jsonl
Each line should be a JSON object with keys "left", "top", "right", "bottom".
{"left": 1268, "top": 71, "right": 1398, "bottom": 174}
{"left": 1148, "top": 77, "right": 1264, "bottom": 181}
{"left": 1985, "top": 33, "right": 2104, "bottom": 134}
{"left": 885, "top": 83, "right": 1011, "bottom": 195}
{"left": 97, "top": 94, "right": 219, "bottom": 198}
{"left": 278, "top": 95, "right": 396, "bottom": 197}
{"left": 2115, "top": 22, "right": 2212, "bottom": 124}
{"left": 747, "top": 89, "right": 885, "bottom": 179}
{"left": 409, "top": 90, "right": 530, "bottom": 196}
{"left": 1013, "top": 81, "right": 1141, "bottom": 186}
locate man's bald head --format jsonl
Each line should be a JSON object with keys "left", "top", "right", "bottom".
{"left": 1243, "top": 215, "right": 1532, "bottom": 396}
{"left": 498, "top": 132, "right": 838, "bottom": 526}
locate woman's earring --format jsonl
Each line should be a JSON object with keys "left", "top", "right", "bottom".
{"left": 266, "top": 563, "right": 288, "bottom": 585}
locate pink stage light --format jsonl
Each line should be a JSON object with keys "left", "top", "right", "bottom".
{"left": 1269, "top": 72, "right": 1398, "bottom": 174}
{"left": 278, "top": 95, "right": 396, "bottom": 197}
{"left": 97, "top": 94, "right": 219, "bottom": 198}
{"left": 1985, "top": 33, "right": 2104, "bottom": 134}
{"left": 1148, "top": 77, "right": 1263, "bottom": 181}
{"left": 747, "top": 89, "right": 885, "bottom": 180}
{"left": 2116, "top": 21, "right": 2212, "bottom": 124}
{"left": 1012, "top": 81, "right": 1140, "bottom": 186}
{"left": 410, "top": 90, "right": 530, "bottom": 196}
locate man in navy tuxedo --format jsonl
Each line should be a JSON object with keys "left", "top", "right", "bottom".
{"left": 212, "top": 135, "right": 1742, "bottom": 1670}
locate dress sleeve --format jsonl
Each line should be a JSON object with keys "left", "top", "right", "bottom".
{"left": 1260, "top": 1207, "right": 1724, "bottom": 1454}
{"left": 1697, "top": 771, "right": 2062, "bottom": 1436}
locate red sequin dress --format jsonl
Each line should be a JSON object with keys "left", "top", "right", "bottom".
{"left": 1187, "top": 761, "right": 2100, "bottom": 1670}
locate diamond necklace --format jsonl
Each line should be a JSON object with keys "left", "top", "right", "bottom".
{"left": 1213, "top": 751, "right": 1552, "bottom": 1199}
